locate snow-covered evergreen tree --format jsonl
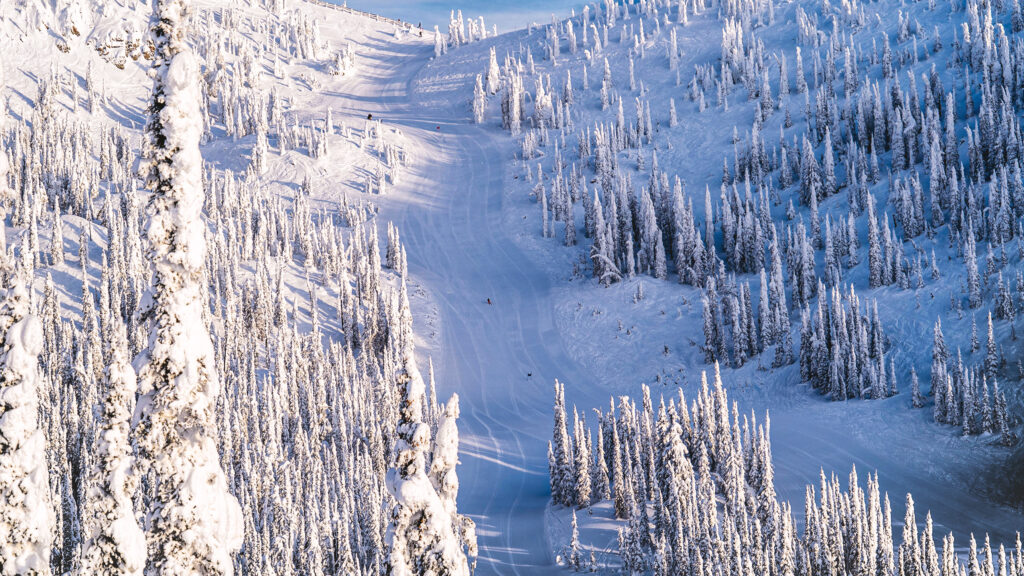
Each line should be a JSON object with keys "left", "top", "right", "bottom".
{"left": 485, "top": 46, "right": 501, "bottom": 94}
{"left": 429, "top": 394, "right": 478, "bottom": 572}
{"left": 0, "top": 273, "right": 55, "bottom": 576}
{"left": 911, "top": 367, "right": 924, "bottom": 409}
{"left": 80, "top": 321, "right": 146, "bottom": 576}
{"left": 472, "top": 74, "right": 486, "bottom": 124}
{"left": 385, "top": 355, "right": 470, "bottom": 576}
{"left": 133, "top": 0, "right": 242, "bottom": 572}
{"left": 567, "top": 510, "right": 582, "bottom": 571}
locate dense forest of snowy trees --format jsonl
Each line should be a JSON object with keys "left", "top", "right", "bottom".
{"left": 470, "top": 0, "right": 1024, "bottom": 440}
{"left": 0, "top": 0, "right": 470, "bottom": 574}
{"left": 9, "top": 0, "right": 1024, "bottom": 569}
{"left": 550, "top": 368, "right": 1024, "bottom": 575}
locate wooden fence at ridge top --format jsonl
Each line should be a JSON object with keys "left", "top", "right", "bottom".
{"left": 302, "top": 0, "right": 421, "bottom": 31}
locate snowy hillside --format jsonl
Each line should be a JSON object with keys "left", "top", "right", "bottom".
{"left": 3, "top": 0, "right": 1024, "bottom": 574}
{"left": 0, "top": 0, "right": 475, "bottom": 573}
{"left": 417, "top": 0, "right": 1024, "bottom": 573}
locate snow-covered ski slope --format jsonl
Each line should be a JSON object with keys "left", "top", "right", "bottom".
{"left": 380, "top": 5, "right": 1024, "bottom": 575}
{"left": 328, "top": 36, "right": 574, "bottom": 574}
{"left": 339, "top": 0, "right": 587, "bottom": 32}
{"left": 5, "top": 0, "right": 1024, "bottom": 570}
{"left": 335, "top": 16, "right": 1024, "bottom": 576}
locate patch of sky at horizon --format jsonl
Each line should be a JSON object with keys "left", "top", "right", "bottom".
{"left": 335, "top": 0, "right": 589, "bottom": 33}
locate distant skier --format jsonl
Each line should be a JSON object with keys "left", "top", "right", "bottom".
{"left": 487, "top": 298, "right": 492, "bottom": 305}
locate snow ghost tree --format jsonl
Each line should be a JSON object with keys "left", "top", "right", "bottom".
{"left": 0, "top": 272, "right": 55, "bottom": 576}
{"left": 485, "top": 46, "right": 500, "bottom": 94}
{"left": 80, "top": 321, "right": 146, "bottom": 576}
{"left": 429, "top": 394, "right": 478, "bottom": 572}
{"left": 472, "top": 74, "right": 486, "bottom": 124}
{"left": 132, "top": 0, "right": 242, "bottom": 574}
{"left": 385, "top": 355, "right": 470, "bottom": 576}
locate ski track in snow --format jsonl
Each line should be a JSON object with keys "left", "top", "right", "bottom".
{"left": 331, "top": 38, "right": 578, "bottom": 573}
{"left": 321, "top": 14, "right": 1024, "bottom": 572}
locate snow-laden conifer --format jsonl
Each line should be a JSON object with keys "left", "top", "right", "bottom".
{"left": 0, "top": 272, "right": 55, "bottom": 575}
{"left": 473, "top": 74, "right": 486, "bottom": 124}
{"left": 385, "top": 353, "right": 470, "bottom": 576}
{"left": 80, "top": 321, "right": 146, "bottom": 575}
{"left": 429, "top": 394, "right": 478, "bottom": 570}
{"left": 133, "top": 0, "right": 242, "bottom": 573}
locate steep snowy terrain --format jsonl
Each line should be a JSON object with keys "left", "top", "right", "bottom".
{"left": 317, "top": 1, "right": 1024, "bottom": 571}
{"left": 0, "top": 0, "right": 465, "bottom": 573}
{"left": 410, "top": 0, "right": 1024, "bottom": 571}
{"left": 5, "top": 0, "right": 1024, "bottom": 572}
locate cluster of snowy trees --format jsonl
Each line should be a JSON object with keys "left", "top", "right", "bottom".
{"left": 386, "top": 350, "right": 476, "bottom": 576}
{"left": 699, "top": 216, "right": 800, "bottom": 369}
{"left": 928, "top": 316, "right": 1015, "bottom": 442}
{"left": 218, "top": 6, "right": 409, "bottom": 194}
{"left": 0, "top": 141, "right": 56, "bottom": 570}
{"left": 0, "top": 0, "right": 469, "bottom": 574}
{"left": 330, "top": 43, "right": 358, "bottom": 76}
{"left": 192, "top": 6, "right": 326, "bottom": 142}
{"left": 798, "top": 284, "right": 896, "bottom": 400}
{"left": 550, "top": 368, "right": 1024, "bottom": 576}
{"left": 443, "top": 9, "right": 493, "bottom": 53}
{"left": 170, "top": 0, "right": 404, "bottom": 193}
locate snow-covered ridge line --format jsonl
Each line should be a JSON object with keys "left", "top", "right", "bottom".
{"left": 302, "top": 0, "right": 417, "bottom": 31}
